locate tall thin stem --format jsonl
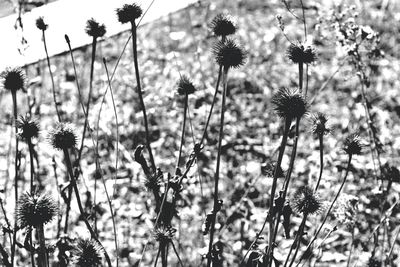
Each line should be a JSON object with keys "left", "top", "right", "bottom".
{"left": 284, "top": 215, "right": 307, "bottom": 267}
{"left": 296, "top": 154, "right": 353, "bottom": 266}
{"left": 206, "top": 67, "right": 229, "bottom": 267}
{"left": 176, "top": 93, "right": 189, "bottom": 172}
{"left": 37, "top": 224, "right": 48, "bottom": 267}
{"left": 298, "top": 63, "right": 303, "bottom": 94}
{"left": 27, "top": 139, "right": 35, "bottom": 193}
{"left": 314, "top": 134, "right": 324, "bottom": 192}
{"left": 11, "top": 91, "right": 19, "bottom": 267}
{"left": 131, "top": 22, "right": 155, "bottom": 171}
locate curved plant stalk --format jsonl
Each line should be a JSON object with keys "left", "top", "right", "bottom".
{"left": 206, "top": 67, "right": 229, "bottom": 267}
{"left": 296, "top": 154, "right": 353, "bottom": 266}
{"left": 11, "top": 91, "right": 19, "bottom": 267}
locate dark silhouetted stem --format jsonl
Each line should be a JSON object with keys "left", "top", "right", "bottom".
{"left": 11, "top": 91, "right": 19, "bottom": 267}
{"left": 37, "top": 224, "right": 48, "bottom": 267}
{"left": 314, "top": 134, "right": 324, "bottom": 192}
{"left": 176, "top": 93, "right": 189, "bottom": 172}
{"left": 27, "top": 139, "right": 35, "bottom": 193}
{"left": 298, "top": 63, "right": 303, "bottom": 94}
{"left": 284, "top": 215, "right": 307, "bottom": 267}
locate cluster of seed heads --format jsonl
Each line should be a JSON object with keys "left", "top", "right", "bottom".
{"left": 177, "top": 75, "right": 196, "bottom": 95}
{"left": 210, "top": 14, "right": 237, "bottom": 37}
{"left": 343, "top": 133, "right": 363, "bottom": 155}
{"left": 271, "top": 87, "right": 308, "bottom": 120}
{"left": 116, "top": 3, "right": 143, "bottom": 24}
{"left": 17, "top": 116, "right": 40, "bottom": 141}
{"left": 292, "top": 186, "right": 322, "bottom": 215}
{"left": 213, "top": 39, "right": 247, "bottom": 69}
{"left": 73, "top": 239, "right": 103, "bottom": 267}
{"left": 310, "top": 112, "right": 331, "bottom": 136}
{"left": 48, "top": 122, "right": 78, "bottom": 150}
{"left": 85, "top": 18, "right": 106, "bottom": 38}
{"left": 1, "top": 67, "right": 25, "bottom": 92}
{"left": 287, "top": 43, "right": 317, "bottom": 64}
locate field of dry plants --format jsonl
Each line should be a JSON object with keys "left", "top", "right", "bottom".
{"left": 0, "top": 0, "right": 399, "bottom": 266}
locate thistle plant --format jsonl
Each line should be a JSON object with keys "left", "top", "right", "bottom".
{"left": 116, "top": 3, "right": 156, "bottom": 172}
{"left": 207, "top": 38, "right": 246, "bottom": 267}
{"left": 16, "top": 192, "right": 58, "bottom": 267}
{"left": 296, "top": 134, "right": 363, "bottom": 266}
{"left": 72, "top": 239, "right": 102, "bottom": 267}
{"left": 1, "top": 66, "right": 25, "bottom": 266}
{"left": 36, "top": 17, "right": 62, "bottom": 122}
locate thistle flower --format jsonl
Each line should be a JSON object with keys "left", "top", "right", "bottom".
{"left": 177, "top": 75, "right": 196, "bottom": 95}
{"left": 116, "top": 3, "right": 142, "bottom": 24}
{"left": 368, "top": 257, "right": 382, "bottom": 267}
{"left": 48, "top": 123, "right": 78, "bottom": 150}
{"left": 36, "top": 17, "right": 48, "bottom": 31}
{"left": 154, "top": 226, "right": 177, "bottom": 245}
{"left": 17, "top": 116, "right": 40, "bottom": 140}
{"left": 73, "top": 239, "right": 103, "bottom": 267}
{"left": 210, "top": 14, "right": 237, "bottom": 37}
{"left": 1, "top": 67, "right": 25, "bottom": 92}
{"left": 213, "top": 39, "right": 247, "bottom": 69}
{"left": 343, "top": 133, "right": 362, "bottom": 155}
{"left": 271, "top": 87, "right": 308, "bottom": 120}
{"left": 16, "top": 192, "right": 58, "bottom": 228}
{"left": 310, "top": 112, "right": 331, "bottom": 136}
{"left": 85, "top": 18, "right": 106, "bottom": 38}
{"left": 292, "top": 186, "right": 322, "bottom": 215}
{"left": 287, "top": 43, "right": 317, "bottom": 64}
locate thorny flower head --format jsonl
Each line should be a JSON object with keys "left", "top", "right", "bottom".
{"left": 48, "top": 123, "right": 78, "bottom": 150}
{"left": 310, "top": 112, "right": 331, "bottom": 136}
{"left": 73, "top": 239, "right": 103, "bottom": 267}
{"left": 343, "top": 133, "right": 363, "bottom": 155}
{"left": 1, "top": 67, "right": 25, "bottom": 92}
{"left": 116, "top": 3, "right": 143, "bottom": 24}
{"left": 210, "top": 14, "right": 237, "bottom": 37}
{"left": 17, "top": 115, "right": 40, "bottom": 140}
{"left": 213, "top": 39, "right": 247, "bottom": 69}
{"left": 85, "top": 18, "right": 106, "bottom": 38}
{"left": 36, "top": 17, "right": 48, "bottom": 31}
{"left": 154, "top": 226, "right": 177, "bottom": 245}
{"left": 16, "top": 192, "right": 58, "bottom": 228}
{"left": 292, "top": 186, "right": 322, "bottom": 215}
{"left": 271, "top": 87, "right": 308, "bottom": 120}
{"left": 287, "top": 43, "right": 317, "bottom": 64}
{"left": 177, "top": 75, "right": 196, "bottom": 95}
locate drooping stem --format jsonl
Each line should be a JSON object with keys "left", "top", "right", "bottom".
{"left": 284, "top": 215, "right": 307, "bottom": 267}
{"left": 131, "top": 22, "right": 155, "bottom": 172}
{"left": 314, "top": 134, "right": 324, "bottom": 192}
{"left": 37, "top": 224, "right": 48, "bottom": 267}
{"left": 62, "top": 149, "right": 112, "bottom": 267}
{"left": 296, "top": 154, "right": 353, "bottom": 266}
{"left": 42, "top": 31, "right": 62, "bottom": 122}
{"left": 206, "top": 67, "right": 229, "bottom": 267}
{"left": 11, "top": 91, "right": 19, "bottom": 267}
{"left": 176, "top": 93, "right": 189, "bottom": 172}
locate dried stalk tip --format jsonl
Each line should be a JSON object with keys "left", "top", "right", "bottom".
{"left": 292, "top": 186, "right": 322, "bottom": 215}
{"left": 287, "top": 43, "right": 317, "bottom": 64}
{"left": 85, "top": 18, "right": 106, "bottom": 38}
{"left": 213, "top": 39, "right": 247, "bottom": 69}
{"left": 177, "top": 75, "right": 196, "bottom": 95}
{"left": 271, "top": 87, "right": 308, "bottom": 120}
{"left": 73, "top": 239, "right": 103, "bottom": 267}
{"left": 17, "top": 115, "right": 40, "bottom": 140}
{"left": 16, "top": 192, "right": 58, "bottom": 229}
{"left": 48, "top": 123, "right": 78, "bottom": 150}
{"left": 310, "top": 112, "right": 331, "bottom": 136}
{"left": 36, "top": 16, "right": 48, "bottom": 31}
{"left": 343, "top": 133, "right": 363, "bottom": 155}
{"left": 116, "top": 3, "right": 143, "bottom": 24}
{"left": 1, "top": 67, "right": 25, "bottom": 92}
{"left": 210, "top": 14, "right": 237, "bottom": 37}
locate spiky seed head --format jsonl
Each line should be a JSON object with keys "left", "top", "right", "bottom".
{"left": 271, "top": 87, "right": 308, "bottom": 120}
{"left": 292, "top": 186, "right": 322, "bottom": 215}
{"left": 310, "top": 112, "right": 331, "bottom": 136}
{"left": 36, "top": 17, "right": 48, "bottom": 31}
{"left": 210, "top": 14, "right": 237, "bottom": 37}
{"left": 48, "top": 123, "right": 78, "bottom": 150}
{"left": 213, "top": 39, "right": 247, "bottom": 69}
{"left": 85, "top": 18, "right": 106, "bottom": 38}
{"left": 343, "top": 133, "right": 362, "bottom": 155}
{"left": 367, "top": 257, "right": 382, "bottom": 267}
{"left": 17, "top": 116, "right": 40, "bottom": 140}
{"left": 73, "top": 239, "right": 103, "bottom": 267}
{"left": 1, "top": 67, "right": 25, "bottom": 92}
{"left": 287, "top": 43, "right": 317, "bottom": 64}
{"left": 116, "top": 3, "right": 142, "bottom": 24}
{"left": 177, "top": 75, "right": 196, "bottom": 95}
{"left": 16, "top": 192, "right": 58, "bottom": 228}
{"left": 154, "top": 226, "right": 177, "bottom": 245}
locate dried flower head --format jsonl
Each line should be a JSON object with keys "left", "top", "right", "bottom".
{"left": 271, "top": 87, "right": 308, "bottom": 120}
{"left": 368, "top": 257, "right": 382, "bottom": 267}
{"left": 310, "top": 112, "right": 331, "bottom": 136}
{"left": 177, "top": 75, "right": 196, "bottom": 95}
{"left": 48, "top": 123, "right": 78, "bottom": 150}
{"left": 116, "top": 3, "right": 142, "bottom": 24}
{"left": 73, "top": 239, "right": 102, "bottom": 267}
{"left": 210, "top": 14, "right": 237, "bottom": 37}
{"left": 332, "top": 194, "right": 358, "bottom": 229}
{"left": 36, "top": 17, "right": 48, "bottom": 31}
{"left": 1, "top": 67, "right": 25, "bottom": 92}
{"left": 85, "top": 18, "right": 106, "bottom": 38}
{"left": 287, "top": 43, "right": 317, "bottom": 64}
{"left": 213, "top": 39, "right": 247, "bottom": 69}
{"left": 17, "top": 116, "right": 40, "bottom": 140}
{"left": 154, "top": 226, "right": 177, "bottom": 245}
{"left": 16, "top": 192, "right": 58, "bottom": 228}
{"left": 343, "top": 133, "right": 362, "bottom": 155}
{"left": 292, "top": 186, "right": 322, "bottom": 215}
